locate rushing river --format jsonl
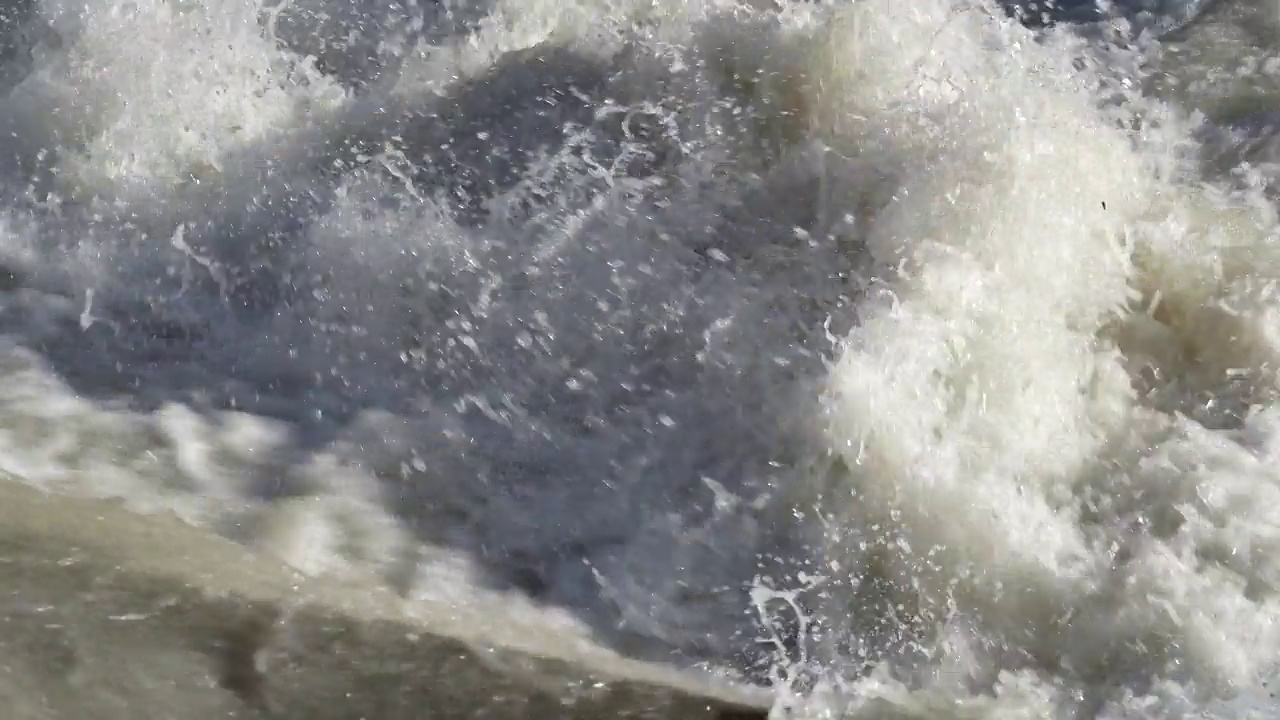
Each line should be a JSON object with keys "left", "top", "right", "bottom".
{"left": 1, "top": 0, "right": 1280, "bottom": 716}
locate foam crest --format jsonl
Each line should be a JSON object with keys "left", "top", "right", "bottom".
{"left": 781, "top": 0, "right": 1280, "bottom": 710}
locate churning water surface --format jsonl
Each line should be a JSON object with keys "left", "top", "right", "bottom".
{"left": 2, "top": 0, "right": 1280, "bottom": 716}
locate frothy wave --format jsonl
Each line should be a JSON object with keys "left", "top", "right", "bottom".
{"left": 0, "top": 0, "right": 1278, "bottom": 717}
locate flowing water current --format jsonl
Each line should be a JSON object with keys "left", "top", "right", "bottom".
{"left": 2, "top": 0, "right": 1280, "bottom": 716}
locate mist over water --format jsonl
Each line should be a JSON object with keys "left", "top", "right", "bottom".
{"left": 3, "top": 0, "right": 1280, "bottom": 716}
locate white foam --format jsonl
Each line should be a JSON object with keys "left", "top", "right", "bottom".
{"left": 767, "top": 0, "right": 1280, "bottom": 712}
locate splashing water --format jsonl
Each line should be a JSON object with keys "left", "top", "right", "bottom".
{"left": 2, "top": 0, "right": 1280, "bottom": 716}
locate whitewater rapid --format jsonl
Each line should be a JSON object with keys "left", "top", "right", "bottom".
{"left": 1, "top": 0, "right": 1280, "bottom": 716}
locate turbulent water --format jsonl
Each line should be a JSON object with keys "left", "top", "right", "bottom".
{"left": 5, "top": 0, "right": 1280, "bottom": 716}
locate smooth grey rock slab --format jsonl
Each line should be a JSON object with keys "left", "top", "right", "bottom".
{"left": 0, "top": 480, "right": 774, "bottom": 719}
